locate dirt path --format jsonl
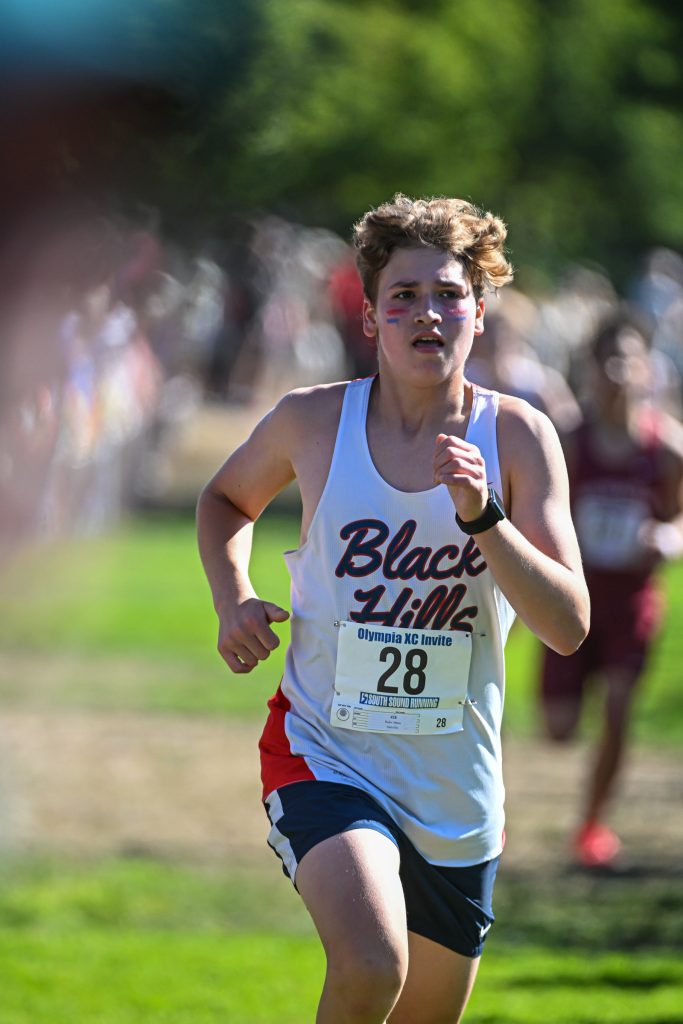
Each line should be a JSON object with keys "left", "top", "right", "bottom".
{"left": 1, "top": 710, "right": 681, "bottom": 873}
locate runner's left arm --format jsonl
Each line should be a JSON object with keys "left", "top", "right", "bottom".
{"left": 434, "top": 399, "right": 590, "bottom": 655}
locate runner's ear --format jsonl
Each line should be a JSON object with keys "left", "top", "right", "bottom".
{"left": 362, "top": 297, "right": 378, "bottom": 339}
{"left": 474, "top": 298, "right": 485, "bottom": 336}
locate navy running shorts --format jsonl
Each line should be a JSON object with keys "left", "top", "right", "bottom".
{"left": 264, "top": 779, "right": 499, "bottom": 958}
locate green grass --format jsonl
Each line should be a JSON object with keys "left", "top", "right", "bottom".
{"left": 1, "top": 511, "right": 683, "bottom": 741}
{"left": 0, "top": 513, "right": 296, "bottom": 717}
{"left": 0, "top": 856, "right": 681, "bottom": 1024}
{"left": 0, "top": 858, "right": 324, "bottom": 1023}
{"left": 2, "top": 856, "right": 681, "bottom": 951}
{"left": 3, "top": 930, "right": 681, "bottom": 1023}
{"left": 0, "top": 930, "right": 324, "bottom": 1024}
{"left": 468, "top": 950, "right": 683, "bottom": 1023}
{"left": 2, "top": 515, "right": 682, "bottom": 1021}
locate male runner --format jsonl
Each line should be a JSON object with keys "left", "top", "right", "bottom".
{"left": 197, "top": 194, "right": 590, "bottom": 1023}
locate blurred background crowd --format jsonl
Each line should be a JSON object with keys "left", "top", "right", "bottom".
{"left": 3, "top": 205, "right": 683, "bottom": 555}
{"left": 2, "top": 0, "right": 683, "bottom": 553}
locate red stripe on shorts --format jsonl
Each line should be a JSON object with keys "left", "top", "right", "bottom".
{"left": 259, "top": 683, "right": 316, "bottom": 799}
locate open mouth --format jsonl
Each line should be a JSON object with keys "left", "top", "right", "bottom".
{"left": 412, "top": 335, "right": 444, "bottom": 349}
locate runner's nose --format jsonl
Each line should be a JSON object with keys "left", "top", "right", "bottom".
{"left": 415, "top": 300, "right": 442, "bottom": 324}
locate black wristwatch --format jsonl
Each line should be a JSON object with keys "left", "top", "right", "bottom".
{"left": 455, "top": 487, "right": 506, "bottom": 535}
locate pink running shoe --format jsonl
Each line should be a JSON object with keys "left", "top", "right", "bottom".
{"left": 574, "top": 822, "right": 621, "bottom": 867}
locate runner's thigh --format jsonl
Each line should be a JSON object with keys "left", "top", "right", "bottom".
{"left": 388, "top": 931, "right": 480, "bottom": 1024}
{"left": 296, "top": 827, "right": 409, "bottom": 972}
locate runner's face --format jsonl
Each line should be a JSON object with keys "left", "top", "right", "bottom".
{"left": 362, "top": 247, "right": 484, "bottom": 381}
{"left": 593, "top": 329, "right": 651, "bottom": 404}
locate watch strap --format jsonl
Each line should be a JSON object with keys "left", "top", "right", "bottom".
{"left": 455, "top": 487, "right": 506, "bottom": 536}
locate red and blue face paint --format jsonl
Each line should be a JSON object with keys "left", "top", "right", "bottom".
{"left": 384, "top": 299, "right": 470, "bottom": 325}
{"left": 443, "top": 303, "right": 468, "bottom": 322}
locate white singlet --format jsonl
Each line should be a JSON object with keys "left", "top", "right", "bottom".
{"left": 259, "top": 376, "right": 515, "bottom": 866}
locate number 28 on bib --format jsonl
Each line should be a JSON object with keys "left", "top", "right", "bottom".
{"left": 331, "top": 620, "right": 473, "bottom": 736}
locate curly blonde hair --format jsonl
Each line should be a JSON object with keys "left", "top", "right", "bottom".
{"left": 353, "top": 194, "right": 514, "bottom": 301}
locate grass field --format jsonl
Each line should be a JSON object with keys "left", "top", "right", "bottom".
{"left": 0, "top": 855, "right": 681, "bottom": 1023}
{"left": 1, "top": 512, "right": 682, "bottom": 1022}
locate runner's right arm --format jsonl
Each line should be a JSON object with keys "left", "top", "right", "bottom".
{"left": 196, "top": 396, "right": 298, "bottom": 674}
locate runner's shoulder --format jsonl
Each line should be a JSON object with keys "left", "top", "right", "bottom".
{"left": 267, "top": 381, "right": 349, "bottom": 446}
{"left": 493, "top": 393, "right": 569, "bottom": 495}
{"left": 496, "top": 392, "right": 559, "bottom": 449}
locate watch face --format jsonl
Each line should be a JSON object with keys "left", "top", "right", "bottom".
{"left": 488, "top": 488, "right": 505, "bottom": 519}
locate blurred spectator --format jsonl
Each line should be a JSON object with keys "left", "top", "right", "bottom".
{"left": 629, "top": 249, "right": 683, "bottom": 417}
{"left": 630, "top": 247, "right": 683, "bottom": 326}
{"left": 467, "top": 289, "right": 582, "bottom": 433}
{"left": 3, "top": 198, "right": 683, "bottom": 583}
{"left": 328, "top": 252, "right": 376, "bottom": 378}
{"left": 225, "top": 218, "right": 348, "bottom": 404}
{"left": 531, "top": 266, "right": 618, "bottom": 384}
{"left": 205, "top": 238, "right": 260, "bottom": 399}
{"left": 0, "top": 208, "right": 163, "bottom": 558}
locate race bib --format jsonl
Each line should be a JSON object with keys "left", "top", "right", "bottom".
{"left": 575, "top": 494, "right": 649, "bottom": 569}
{"left": 330, "top": 620, "right": 472, "bottom": 736}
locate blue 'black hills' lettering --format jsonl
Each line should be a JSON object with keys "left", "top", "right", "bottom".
{"left": 337, "top": 518, "right": 485, "bottom": 631}
{"left": 336, "top": 518, "right": 487, "bottom": 581}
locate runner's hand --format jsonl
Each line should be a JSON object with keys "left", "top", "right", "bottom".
{"left": 217, "top": 598, "right": 290, "bottom": 674}
{"left": 434, "top": 433, "right": 489, "bottom": 522}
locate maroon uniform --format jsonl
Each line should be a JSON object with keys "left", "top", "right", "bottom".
{"left": 542, "top": 415, "right": 667, "bottom": 698}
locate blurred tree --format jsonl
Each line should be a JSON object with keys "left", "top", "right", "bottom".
{"left": 206, "top": 0, "right": 683, "bottom": 282}
{"left": 1, "top": 0, "right": 682, "bottom": 282}
{"left": 219, "top": 0, "right": 541, "bottom": 230}
{"left": 506, "top": 0, "right": 683, "bottom": 282}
